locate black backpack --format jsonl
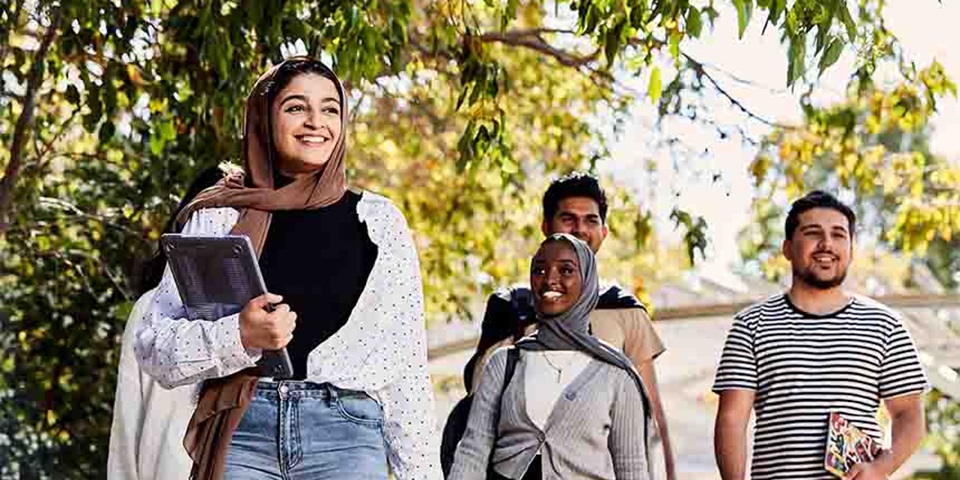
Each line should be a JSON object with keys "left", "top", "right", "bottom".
{"left": 440, "top": 346, "right": 520, "bottom": 477}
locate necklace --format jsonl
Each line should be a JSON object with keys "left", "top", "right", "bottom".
{"left": 540, "top": 351, "right": 574, "bottom": 383}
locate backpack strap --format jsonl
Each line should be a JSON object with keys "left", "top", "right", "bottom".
{"left": 499, "top": 347, "right": 521, "bottom": 398}
{"left": 487, "top": 347, "right": 521, "bottom": 473}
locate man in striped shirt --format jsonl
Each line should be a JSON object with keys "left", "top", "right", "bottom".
{"left": 713, "top": 191, "right": 929, "bottom": 480}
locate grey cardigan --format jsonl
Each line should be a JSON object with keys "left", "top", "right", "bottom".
{"left": 448, "top": 348, "right": 651, "bottom": 480}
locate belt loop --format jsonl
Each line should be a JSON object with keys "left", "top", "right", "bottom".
{"left": 325, "top": 383, "right": 338, "bottom": 406}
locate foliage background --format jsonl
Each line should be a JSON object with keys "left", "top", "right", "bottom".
{"left": 1, "top": 0, "right": 957, "bottom": 477}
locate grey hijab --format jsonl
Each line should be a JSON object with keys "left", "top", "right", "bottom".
{"left": 512, "top": 234, "right": 663, "bottom": 477}
{"left": 516, "top": 233, "right": 651, "bottom": 408}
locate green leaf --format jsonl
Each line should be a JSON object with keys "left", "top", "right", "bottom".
{"left": 838, "top": 4, "right": 857, "bottom": 41}
{"left": 733, "top": 0, "right": 753, "bottom": 38}
{"left": 477, "top": 125, "right": 490, "bottom": 144}
{"left": 785, "top": 5, "right": 798, "bottom": 35}
{"left": 98, "top": 122, "right": 115, "bottom": 144}
{"left": 704, "top": 6, "right": 720, "bottom": 25}
{"left": 486, "top": 73, "right": 499, "bottom": 97}
{"left": 604, "top": 21, "right": 624, "bottom": 65}
{"left": 669, "top": 31, "right": 681, "bottom": 60}
{"left": 500, "top": 156, "right": 519, "bottom": 174}
{"left": 160, "top": 120, "right": 176, "bottom": 140}
{"left": 648, "top": 66, "right": 662, "bottom": 104}
{"left": 629, "top": 4, "right": 644, "bottom": 27}
{"left": 814, "top": 25, "right": 829, "bottom": 54}
{"left": 505, "top": 0, "right": 519, "bottom": 26}
{"left": 787, "top": 37, "right": 806, "bottom": 87}
{"left": 1, "top": 355, "right": 13, "bottom": 373}
{"left": 469, "top": 80, "right": 483, "bottom": 105}
{"left": 686, "top": 8, "right": 703, "bottom": 38}
{"left": 818, "top": 38, "right": 844, "bottom": 75}
{"left": 583, "top": 5, "right": 600, "bottom": 35}
{"left": 65, "top": 85, "right": 80, "bottom": 105}
{"left": 454, "top": 85, "right": 470, "bottom": 111}
{"left": 763, "top": 0, "right": 786, "bottom": 34}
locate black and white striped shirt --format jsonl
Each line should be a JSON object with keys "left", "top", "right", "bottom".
{"left": 713, "top": 293, "right": 929, "bottom": 480}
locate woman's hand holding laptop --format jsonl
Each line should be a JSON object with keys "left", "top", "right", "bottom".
{"left": 239, "top": 293, "right": 297, "bottom": 350}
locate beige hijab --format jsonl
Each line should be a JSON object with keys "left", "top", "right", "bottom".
{"left": 180, "top": 56, "right": 349, "bottom": 480}
{"left": 176, "top": 55, "right": 348, "bottom": 254}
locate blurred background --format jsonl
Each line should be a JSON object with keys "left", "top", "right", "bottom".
{"left": 1, "top": 0, "right": 958, "bottom": 478}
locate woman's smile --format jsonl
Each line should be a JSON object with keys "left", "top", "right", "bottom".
{"left": 295, "top": 133, "right": 331, "bottom": 146}
{"left": 531, "top": 241, "right": 582, "bottom": 316}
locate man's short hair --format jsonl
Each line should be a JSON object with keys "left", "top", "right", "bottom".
{"left": 542, "top": 172, "right": 608, "bottom": 223}
{"left": 785, "top": 190, "right": 857, "bottom": 239}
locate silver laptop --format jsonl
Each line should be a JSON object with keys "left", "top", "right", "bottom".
{"left": 160, "top": 234, "right": 293, "bottom": 378}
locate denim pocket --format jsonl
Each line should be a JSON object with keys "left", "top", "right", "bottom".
{"left": 335, "top": 392, "right": 383, "bottom": 428}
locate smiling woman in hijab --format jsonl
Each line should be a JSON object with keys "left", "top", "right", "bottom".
{"left": 449, "top": 233, "right": 663, "bottom": 480}
{"left": 134, "top": 57, "right": 441, "bottom": 480}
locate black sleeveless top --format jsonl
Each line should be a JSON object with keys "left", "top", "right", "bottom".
{"left": 258, "top": 190, "right": 377, "bottom": 379}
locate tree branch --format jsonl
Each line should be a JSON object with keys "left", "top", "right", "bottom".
{"left": 478, "top": 30, "right": 599, "bottom": 68}
{"left": 493, "top": 28, "right": 578, "bottom": 37}
{"left": 0, "top": 6, "right": 61, "bottom": 235}
{"left": 479, "top": 30, "right": 792, "bottom": 131}
{"left": 408, "top": 28, "right": 600, "bottom": 70}
{"left": 36, "top": 196, "right": 141, "bottom": 235}
{"left": 32, "top": 107, "right": 81, "bottom": 174}
{"left": 684, "top": 53, "right": 785, "bottom": 129}
{"left": 409, "top": 27, "right": 794, "bottom": 146}
{"left": 694, "top": 59, "right": 792, "bottom": 96}
{"left": 624, "top": 36, "right": 796, "bottom": 130}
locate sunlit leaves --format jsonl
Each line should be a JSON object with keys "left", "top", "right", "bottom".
{"left": 347, "top": 13, "right": 665, "bottom": 318}
{"left": 669, "top": 208, "right": 708, "bottom": 265}
{"left": 742, "top": 63, "right": 960, "bottom": 288}
{"left": 648, "top": 66, "right": 662, "bottom": 104}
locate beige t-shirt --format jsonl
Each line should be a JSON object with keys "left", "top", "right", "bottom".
{"left": 470, "top": 307, "right": 666, "bottom": 393}
{"left": 590, "top": 308, "right": 666, "bottom": 366}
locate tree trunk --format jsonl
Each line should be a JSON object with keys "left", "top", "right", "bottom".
{"left": 0, "top": 7, "right": 61, "bottom": 234}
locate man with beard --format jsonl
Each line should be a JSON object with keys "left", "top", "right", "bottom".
{"left": 712, "top": 191, "right": 929, "bottom": 480}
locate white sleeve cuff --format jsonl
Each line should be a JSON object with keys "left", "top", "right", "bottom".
{"left": 217, "top": 313, "right": 261, "bottom": 369}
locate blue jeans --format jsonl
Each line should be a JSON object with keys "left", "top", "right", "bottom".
{"left": 224, "top": 381, "right": 389, "bottom": 479}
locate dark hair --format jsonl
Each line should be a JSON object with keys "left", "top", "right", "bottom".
{"left": 137, "top": 165, "right": 229, "bottom": 294}
{"left": 542, "top": 172, "right": 608, "bottom": 223}
{"left": 265, "top": 58, "right": 342, "bottom": 107}
{"left": 784, "top": 190, "right": 857, "bottom": 239}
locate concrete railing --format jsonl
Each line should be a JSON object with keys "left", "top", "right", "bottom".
{"left": 427, "top": 292, "right": 960, "bottom": 360}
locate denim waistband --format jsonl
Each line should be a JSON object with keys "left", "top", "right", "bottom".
{"left": 254, "top": 380, "right": 370, "bottom": 401}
